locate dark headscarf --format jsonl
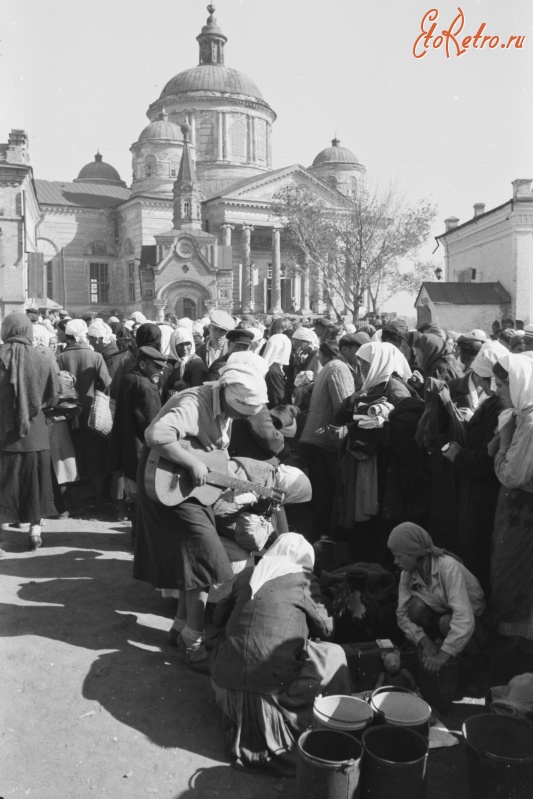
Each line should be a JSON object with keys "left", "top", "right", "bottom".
{"left": 109, "top": 321, "right": 135, "bottom": 352}
{"left": 405, "top": 330, "right": 421, "bottom": 350}
{"left": 387, "top": 522, "right": 461, "bottom": 563}
{"left": 415, "top": 333, "right": 451, "bottom": 375}
{"left": 0, "top": 313, "right": 59, "bottom": 439}
{"left": 135, "top": 323, "right": 162, "bottom": 351}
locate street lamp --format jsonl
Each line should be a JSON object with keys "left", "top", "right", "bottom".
{"left": 434, "top": 266, "right": 443, "bottom": 281}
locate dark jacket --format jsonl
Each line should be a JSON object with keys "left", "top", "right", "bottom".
{"left": 266, "top": 363, "right": 287, "bottom": 409}
{"left": 206, "top": 353, "right": 229, "bottom": 381}
{"left": 109, "top": 368, "right": 161, "bottom": 480}
{"left": 229, "top": 405, "right": 285, "bottom": 463}
{"left": 101, "top": 343, "right": 131, "bottom": 390}
{"left": 57, "top": 344, "right": 110, "bottom": 426}
{"left": 333, "top": 375, "right": 412, "bottom": 425}
{"left": 211, "top": 567, "right": 333, "bottom": 694}
{"left": 165, "top": 355, "right": 207, "bottom": 397}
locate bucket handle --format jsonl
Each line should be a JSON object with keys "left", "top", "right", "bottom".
{"left": 484, "top": 750, "right": 533, "bottom": 764}
{"left": 340, "top": 759, "right": 356, "bottom": 774}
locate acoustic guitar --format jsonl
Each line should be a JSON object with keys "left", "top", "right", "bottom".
{"left": 144, "top": 438, "right": 285, "bottom": 508}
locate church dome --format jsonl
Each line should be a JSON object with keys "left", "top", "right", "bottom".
{"left": 312, "top": 137, "right": 360, "bottom": 167}
{"left": 160, "top": 64, "right": 264, "bottom": 101}
{"left": 138, "top": 110, "right": 182, "bottom": 142}
{"left": 74, "top": 152, "right": 126, "bottom": 185}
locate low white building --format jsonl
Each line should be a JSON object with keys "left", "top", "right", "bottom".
{"left": 415, "top": 282, "right": 511, "bottom": 332}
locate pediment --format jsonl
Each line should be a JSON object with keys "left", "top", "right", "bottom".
{"left": 154, "top": 231, "right": 217, "bottom": 275}
{"left": 209, "top": 165, "right": 349, "bottom": 208}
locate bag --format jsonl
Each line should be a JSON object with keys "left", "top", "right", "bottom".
{"left": 341, "top": 640, "right": 397, "bottom": 691}
{"left": 88, "top": 390, "right": 116, "bottom": 439}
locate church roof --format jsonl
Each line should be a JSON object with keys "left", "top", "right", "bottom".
{"left": 312, "top": 137, "right": 360, "bottom": 167}
{"left": 74, "top": 152, "right": 126, "bottom": 186}
{"left": 138, "top": 111, "right": 182, "bottom": 142}
{"left": 35, "top": 179, "right": 130, "bottom": 208}
{"left": 160, "top": 65, "right": 263, "bottom": 100}
{"left": 417, "top": 282, "right": 511, "bottom": 306}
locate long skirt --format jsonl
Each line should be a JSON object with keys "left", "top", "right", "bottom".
{"left": 133, "top": 445, "right": 234, "bottom": 591}
{"left": 212, "top": 640, "right": 352, "bottom": 776}
{"left": 0, "top": 449, "right": 56, "bottom": 525}
{"left": 492, "top": 486, "right": 533, "bottom": 641}
{"left": 70, "top": 426, "right": 109, "bottom": 480}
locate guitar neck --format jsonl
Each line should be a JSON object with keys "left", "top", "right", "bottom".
{"left": 207, "top": 470, "right": 274, "bottom": 499}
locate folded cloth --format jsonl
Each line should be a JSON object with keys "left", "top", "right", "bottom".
{"left": 367, "top": 401, "right": 394, "bottom": 419}
{"left": 357, "top": 416, "right": 386, "bottom": 429}
{"left": 429, "top": 724, "right": 459, "bottom": 749}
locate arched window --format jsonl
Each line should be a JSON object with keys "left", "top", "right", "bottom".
{"left": 230, "top": 119, "right": 246, "bottom": 158}
{"left": 183, "top": 201, "right": 190, "bottom": 217}
{"left": 169, "top": 155, "right": 180, "bottom": 178}
{"left": 197, "top": 119, "right": 215, "bottom": 159}
{"left": 145, "top": 154, "right": 157, "bottom": 178}
{"left": 326, "top": 175, "right": 338, "bottom": 188}
{"left": 181, "top": 297, "right": 197, "bottom": 320}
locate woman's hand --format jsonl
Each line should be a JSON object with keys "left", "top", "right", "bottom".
{"left": 422, "top": 650, "right": 451, "bottom": 673}
{"left": 188, "top": 459, "right": 209, "bottom": 486}
{"left": 442, "top": 442, "right": 462, "bottom": 462}
{"left": 410, "top": 370, "right": 424, "bottom": 388}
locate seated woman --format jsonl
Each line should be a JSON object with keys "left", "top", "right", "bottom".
{"left": 211, "top": 533, "right": 351, "bottom": 776}
{"left": 388, "top": 522, "right": 485, "bottom": 673}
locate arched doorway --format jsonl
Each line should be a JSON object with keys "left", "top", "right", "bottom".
{"left": 176, "top": 296, "right": 200, "bottom": 320}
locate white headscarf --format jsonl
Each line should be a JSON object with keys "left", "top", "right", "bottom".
{"left": 33, "top": 324, "right": 52, "bottom": 347}
{"left": 248, "top": 327, "right": 265, "bottom": 352}
{"left": 65, "top": 318, "right": 88, "bottom": 343}
{"left": 471, "top": 340, "right": 508, "bottom": 379}
{"left": 292, "top": 327, "right": 319, "bottom": 348}
{"left": 275, "top": 466, "right": 312, "bottom": 504}
{"left": 158, "top": 324, "right": 174, "bottom": 357}
{"left": 226, "top": 350, "right": 269, "bottom": 377}
{"left": 358, "top": 341, "right": 412, "bottom": 392}
{"left": 169, "top": 327, "right": 195, "bottom": 363}
{"left": 208, "top": 359, "right": 268, "bottom": 416}
{"left": 87, "top": 319, "right": 113, "bottom": 344}
{"left": 130, "top": 311, "right": 146, "bottom": 325}
{"left": 499, "top": 353, "right": 533, "bottom": 412}
{"left": 249, "top": 532, "right": 315, "bottom": 600}
{"left": 262, "top": 333, "right": 292, "bottom": 367}
{"left": 177, "top": 317, "right": 194, "bottom": 330}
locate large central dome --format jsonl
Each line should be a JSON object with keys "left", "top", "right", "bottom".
{"left": 161, "top": 65, "right": 264, "bottom": 101}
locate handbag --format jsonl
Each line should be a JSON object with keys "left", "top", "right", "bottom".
{"left": 88, "top": 390, "right": 116, "bottom": 439}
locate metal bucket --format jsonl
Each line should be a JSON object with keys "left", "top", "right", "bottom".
{"left": 360, "top": 725, "right": 428, "bottom": 799}
{"left": 314, "top": 694, "right": 374, "bottom": 739}
{"left": 370, "top": 687, "right": 431, "bottom": 739}
{"left": 297, "top": 728, "right": 362, "bottom": 799}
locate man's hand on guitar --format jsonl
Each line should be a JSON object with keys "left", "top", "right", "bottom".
{"left": 189, "top": 460, "right": 209, "bottom": 486}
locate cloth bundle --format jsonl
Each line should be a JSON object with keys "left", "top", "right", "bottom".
{"left": 490, "top": 673, "right": 533, "bottom": 720}
{"left": 367, "top": 401, "right": 394, "bottom": 419}
{"left": 294, "top": 370, "right": 314, "bottom": 388}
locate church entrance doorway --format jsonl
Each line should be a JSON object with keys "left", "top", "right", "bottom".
{"left": 175, "top": 296, "right": 201, "bottom": 320}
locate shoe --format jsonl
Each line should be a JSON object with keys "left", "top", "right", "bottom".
{"left": 28, "top": 534, "right": 42, "bottom": 551}
{"left": 58, "top": 510, "right": 70, "bottom": 519}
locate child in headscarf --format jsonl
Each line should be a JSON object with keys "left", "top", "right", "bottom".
{"left": 388, "top": 522, "right": 485, "bottom": 673}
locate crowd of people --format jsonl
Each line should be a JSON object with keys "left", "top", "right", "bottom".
{"left": 1, "top": 304, "right": 533, "bottom": 774}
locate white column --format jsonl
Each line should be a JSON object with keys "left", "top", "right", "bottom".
{"left": 221, "top": 223, "right": 234, "bottom": 246}
{"left": 154, "top": 299, "right": 167, "bottom": 322}
{"left": 241, "top": 224, "right": 254, "bottom": 312}
{"left": 217, "top": 111, "right": 224, "bottom": 160}
{"left": 269, "top": 226, "right": 282, "bottom": 314}
{"left": 301, "top": 259, "right": 311, "bottom": 314}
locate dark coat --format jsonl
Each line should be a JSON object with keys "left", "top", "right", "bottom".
{"left": 57, "top": 344, "right": 110, "bottom": 426}
{"left": 206, "top": 353, "right": 229, "bottom": 382}
{"left": 211, "top": 567, "right": 333, "bottom": 694}
{"left": 266, "top": 363, "right": 287, "bottom": 409}
{"left": 333, "top": 375, "right": 412, "bottom": 425}
{"left": 165, "top": 355, "right": 207, "bottom": 396}
{"left": 109, "top": 368, "right": 161, "bottom": 480}
{"left": 453, "top": 394, "right": 503, "bottom": 593}
{"left": 229, "top": 405, "right": 285, "bottom": 463}
{"left": 101, "top": 344, "right": 131, "bottom": 389}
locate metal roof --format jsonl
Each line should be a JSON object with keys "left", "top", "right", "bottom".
{"left": 418, "top": 281, "right": 511, "bottom": 305}
{"left": 35, "top": 179, "right": 131, "bottom": 208}
{"left": 161, "top": 65, "right": 264, "bottom": 100}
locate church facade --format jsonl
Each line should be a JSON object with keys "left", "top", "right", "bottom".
{"left": 0, "top": 5, "right": 366, "bottom": 321}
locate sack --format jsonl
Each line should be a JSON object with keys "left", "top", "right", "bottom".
{"left": 88, "top": 390, "right": 116, "bottom": 439}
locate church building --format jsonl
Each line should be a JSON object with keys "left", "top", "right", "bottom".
{"left": 0, "top": 5, "right": 365, "bottom": 321}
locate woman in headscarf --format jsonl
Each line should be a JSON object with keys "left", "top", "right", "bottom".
{"left": 490, "top": 353, "right": 533, "bottom": 652}
{"left": 130, "top": 310, "right": 147, "bottom": 331}
{"left": 0, "top": 313, "right": 60, "bottom": 549}
{"left": 87, "top": 319, "right": 130, "bottom": 382}
{"left": 133, "top": 355, "right": 272, "bottom": 671}
{"left": 157, "top": 323, "right": 173, "bottom": 357}
{"left": 261, "top": 333, "right": 292, "bottom": 408}
{"left": 211, "top": 532, "right": 351, "bottom": 775}
{"left": 108, "top": 320, "right": 135, "bottom": 353}
{"left": 413, "top": 333, "right": 463, "bottom": 385}
{"left": 332, "top": 343, "right": 414, "bottom": 561}
{"left": 57, "top": 319, "right": 111, "bottom": 508}
{"left": 165, "top": 327, "right": 207, "bottom": 397}
{"left": 109, "top": 322, "right": 163, "bottom": 397}
{"left": 388, "top": 523, "right": 485, "bottom": 673}
{"left": 442, "top": 341, "right": 507, "bottom": 592}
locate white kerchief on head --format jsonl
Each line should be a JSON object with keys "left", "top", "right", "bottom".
{"left": 262, "top": 333, "right": 292, "bottom": 367}
{"left": 211, "top": 359, "right": 269, "bottom": 415}
{"left": 178, "top": 317, "right": 194, "bottom": 330}
{"left": 65, "top": 318, "right": 88, "bottom": 343}
{"left": 499, "top": 353, "right": 533, "bottom": 412}
{"left": 130, "top": 311, "right": 146, "bottom": 325}
{"left": 169, "top": 327, "right": 195, "bottom": 362}
{"left": 87, "top": 319, "right": 113, "bottom": 344}
{"left": 158, "top": 324, "right": 173, "bottom": 356}
{"left": 358, "top": 341, "right": 412, "bottom": 392}
{"left": 249, "top": 533, "right": 315, "bottom": 600}
{"left": 33, "top": 325, "right": 52, "bottom": 347}
{"left": 227, "top": 350, "right": 269, "bottom": 377}
{"left": 471, "top": 340, "right": 508, "bottom": 379}
{"left": 292, "top": 327, "right": 319, "bottom": 347}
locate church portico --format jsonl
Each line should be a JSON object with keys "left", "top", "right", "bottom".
{"left": 155, "top": 278, "right": 214, "bottom": 321}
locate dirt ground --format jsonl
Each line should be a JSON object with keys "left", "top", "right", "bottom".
{"left": 0, "top": 506, "right": 527, "bottom": 799}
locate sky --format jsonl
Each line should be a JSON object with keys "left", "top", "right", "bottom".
{"left": 2, "top": 0, "right": 533, "bottom": 316}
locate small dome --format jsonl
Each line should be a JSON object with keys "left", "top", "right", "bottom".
{"left": 138, "top": 110, "right": 182, "bottom": 142}
{"left": 312, "top": 137, "right": 360, "bottom": 167}
{"left": 75, "top": 152, "right": 125, "bottom": 185}
{"left": 160, "top": 64, "right": 264, "bottom": 101}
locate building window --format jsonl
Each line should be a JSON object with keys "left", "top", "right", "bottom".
{"left": 89, "top": 262, "right": 109, "bottom": 304}
{"left": 145, "top": 154, "right": 157, "bottom": 178}
{"left": 128, "top": 261, "right": 136, "bottom": 302}
{"left": 198, "top": 119, "right": 215, "bottom": 158}
{"left": 183, "top": 201, "right": 190, "bottom": 216}
{"left": 46, "top": 261, "right": 53, "bottom": 300}
{"left": 230, "top": 119, "right": 246, "bottom": 158}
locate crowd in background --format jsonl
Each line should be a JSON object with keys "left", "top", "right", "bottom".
{"left": 2, "top": 303, "right": 533, "bottom": 774}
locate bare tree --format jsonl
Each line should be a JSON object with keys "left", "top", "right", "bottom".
{"left": 272, "top": 182, "right": 437, "bottom": 321}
